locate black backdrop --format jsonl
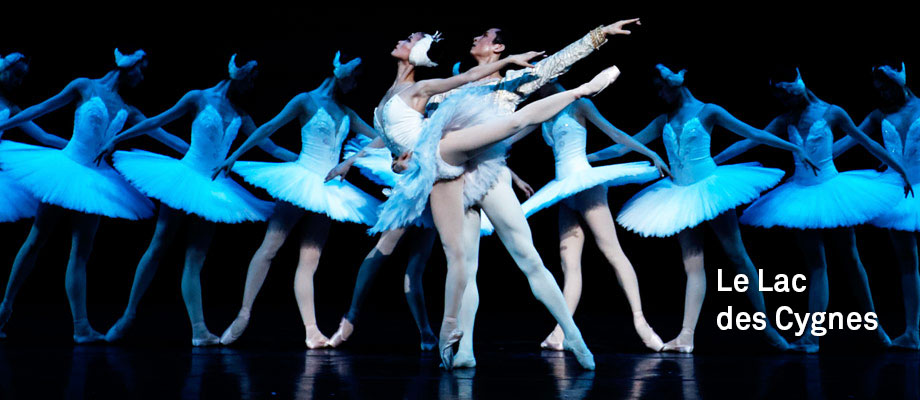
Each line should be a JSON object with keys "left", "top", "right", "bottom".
{"left": 1, "top": 3, "right": 917, "bottom": 348}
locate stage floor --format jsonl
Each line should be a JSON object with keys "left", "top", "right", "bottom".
{"left": 1, "top": 307, "right": 918, "bottom": 399}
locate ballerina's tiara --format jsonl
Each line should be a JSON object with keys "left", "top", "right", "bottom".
{"left": 875, "top": 62, "right": 907, "bottom": 87}
{"left": 409, "top": 31, "right": 443, "bottom": 68}
{"left": 114, "top": 49, "right": 146, "bottom": 68}
{"left": 0, "top": 52, "right": 25, "bottom": 73}
{"left": 772, "top": 67, "right": 806, "bottom": 94}
{"left": 333, "top": 51, "right": 362, "bottom": 79}
{"left": 656, "top": 64, "right": 686, "bottom": 87}
{"left": 229, "top": 54, "right": 258, "bottom": 80}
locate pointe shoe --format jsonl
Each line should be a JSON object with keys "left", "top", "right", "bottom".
{"left": 191, "top": 332, "right": 220, "bottom": 347}
{"left": 439, "top": 329, "right": 464, "bottom": 370}
{"left": 562, "top": 337, "right": 595, "bottom": 370}
{"left": 892, "top": 331, "right": 920, "bottom": 350}
{"left": 633, "top": 313, "right": 665, "bottom": 352}
{"left": 105, "top": 315, "right": 135, "bottom": 342}
{"left": 328, "top": 318, "right": 354, "bottom": 348}
{"left": 219, "top": 314, "right": 250, "bottom": 345}
{"left": 420, "top": 332, "right": 437, "bottom": 352}
{"left": 451, "top": 351, "right": 477, "bottom": 369}
{"left": 305, "top": 324, "right": 330, "bottom": 349}
{"left": 73, "top": 319, "right": 105, "bottom": 344}
{"left": 579, "top": 65, "right": 621, "bottom": 98}
{"left": 540, "top": 329, "right": 565, "bottom": 351}
{"left": 662, "top": 328, "right": 694, "bottom": 353}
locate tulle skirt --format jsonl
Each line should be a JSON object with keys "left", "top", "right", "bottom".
{"left": 741, "top": 169, "right": 905, "bottom": 229}
{"left": 0, "top": 141, "right": 154, "bottom": 220}
{"left": 0, "top": 170, "right": 37, "bottom": 222}
{"left": 233, "top": 160, "right": 381, "bottom": 225}
{"left": 480, "top": 161, "right": 659, "bottom": 235}
{"left": 113, "top": 149, "right": 271, "bottom": 223}
{"left": 618, "top": 162, "right": 784, "bottom": 237}
{"left": 871, "top": 171, "right": 920, "bottom": 232}
{"left": 343, "top": 135, "right": 399, "bottom": 188}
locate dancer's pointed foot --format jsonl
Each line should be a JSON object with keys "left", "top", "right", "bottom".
{"left": 73, "top": 319, "right": 105, "bottom": 344}
{"left": 633, "top": 312, "right": 664, "bottom": 352}
{"left": 328, "top": 318, "right": 353, "bottom": 348}
{"left": 191, "top": 322, "right": 220, "bottom": 347}
{"left": 540, "top": 326, "right": 565, "bottom": 351}
{"left": 575, "top": 65, "right": 621, "bottom": 98}
{"left": 788, "top": 336, "right": 819, "bottom": 353}
{"left": 662, "top": 328, "right": 694, "bottom": 353}
{"left": 562, "top": 336, "right": 595, "bottom": 370}
{"left": 305, "top": 324, "right": 330, "bottom": 349}
{"left": 763, "top": 325, "right": 790, "bottom": 351}
{"left": 892, "top": 330, "right": 920, "bottom": 350}
{"left": 451, "top": 351, "right": 477, "bottom": 369}
{"left": 105, "top": 314, "right": 135, "bottom": 342}
{"left": 439, "top": 317, "right": 462, "bottom": 370}
{"left": 420, "top": 331, "right": 437, "bottom": 352}
{"left": 220, "top": 312, "right": 250, "bottom": 345}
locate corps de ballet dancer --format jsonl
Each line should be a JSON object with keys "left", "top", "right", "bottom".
{"left": 589, "top": 64, "right": 818, "bottom": 352}
{"left": 359, "top": 30, "right": 627, "bottom": 370}
{"left": 0, "top": 49, "right": 185, "bottom": 342}
{"left": 99, "top": 55, "right": 294, "bottom": 346}
{"left": 480, "top": 81, "right": 671, "bottom": 352}
{"left": 211, "top": 52, "right": 384, "bottom": 348}
{"left": 0, "top": 52, "right": 69, "bottom": 225}
{"left": 716, "top": 68, "right": 912, "bottom": 352}
{"left": 321, "top": 33, "right": 550, "bottom": 351}
{"left": 835, "top": 62, "right": 920, "bottom": 350}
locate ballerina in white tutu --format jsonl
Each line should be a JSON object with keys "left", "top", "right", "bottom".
{"left": 835, "top": 62, "right": 920, "bottom": 350}
{"left": 0, "top": 52, "right": 69, "bottom": 224}
{"left": 590, "top": 64, "right": 820, "bottom": 353}
{"left": 489, "top": 82, "right": 670, "bottom": 352}
{"left": 0, "top": 49, "right": 186, "bottom": 342}
{"left": 716, "top": 68, "right": 913, "bottom": 352}
{"left": 320, "top": 32, "right": 550, "bottom": 352}
{"left": 210, "top": 52, "right": 384, "bottom": 348}
{"left": 99, "top": 54, "right": 295, "bottom": 346}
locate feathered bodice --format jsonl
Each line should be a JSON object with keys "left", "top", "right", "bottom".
{"left": 788, "top": 118, "right": 838, "bottom": 185}
{"left": 377, "top": 95, "right": 424, "bottom": 155}
{"left": 62, "top": 97, "right": 128, "bottom": 164}
{"left": 297, "top": 107, "right": 350, "bottom": 172}
{"left": 662, "top": 117, "right": 717, "bottom": 185}
{"left": 542, "top": 105, "right": 590, "bottom": 179}
{"left": 182, "top": 105, "right": 241, "bottom": 171}
{"left": 881, "top": 117, "right": 920, "bottom": 182}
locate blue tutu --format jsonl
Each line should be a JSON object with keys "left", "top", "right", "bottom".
{"left": 0, "top": 169, "right": 37, "bottom": 222}
{"left": 343, "top": 135, "right": 399, "bottom": 188}
{"left": 871, "top": 172, "right": 920, "bottom": 232}
{"left": 869, "top": 118, "right": 920, "bottom": 232}
{"left": 617, "top": 162, "right": 784, "bottom": 237}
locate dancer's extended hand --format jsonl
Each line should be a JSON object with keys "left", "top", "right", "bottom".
{"left": 506, "top": 51, "right": 545, "bottom": 69}
{"left": 511, "top": 173, "right": 534, "bottom": 199}
{"left": 211, "top": 158, "right": 235, "bottom": 181}
{"left": 603, "top": 18, "right": 641, "bottom": 36}
{"left": 652, "top": 156, "right": 672, "bottom": 179}
{"left": 93, "top": 140, "right": 116, "bottom": 166}
{"left": 325, "top": 159, "right": 353, "bottom": 183}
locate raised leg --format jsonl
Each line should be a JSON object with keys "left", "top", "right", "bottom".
{"left": 709, "top": 211, "right": 789, "bottom": 350}
{"left": 181, "top": 216, "right": 217, "bottom": 346}
{"left": 0, "top": 202, "right": 63, "bottom": 338}
{"left": 66, "top": 211, "right": 103, "bottom": 344}
{"left": 889, "top": 230, "right": 920, "bottom": 349}
{"left": 106, "top": 204, "right": 182, "bottom": 342}
{"left": 293, "top": 212, "right": 331, "bottom": 349}
{"left": 479, "top": 169, "right": 594, "bottom": 369}
{"left": 219, "top": 201, "right": 303, "bottom": 345}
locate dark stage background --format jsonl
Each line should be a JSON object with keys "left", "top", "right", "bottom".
{"left": 1, "top": 3, "right": 918, "bottom": 352}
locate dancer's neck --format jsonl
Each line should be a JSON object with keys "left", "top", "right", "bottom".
{"left": 394, "top": 60, "right": 415, "bottom": 87}
{"left": 315, "top": 77, "right": 338, "bottom": 100}
{"left": 474, "top": 53, "right": 502, "bottom": 80}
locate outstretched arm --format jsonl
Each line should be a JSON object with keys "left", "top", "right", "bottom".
{"left": 407, "top": 51, "right": 544, "bottom": 105}
{"left": 345, "top": 107, "right": 380, "bottom": 138}
{"left": 0, "top": 78, "right": 83, "bottom": 132}
{"left": 94, "top": 90, "right": 198, "bottom": 164}
{"left": 833, "top": 110, "right": 880, "bottom": 158}
{"left": 3, "top": 104, "right": 68, "bottom": 148}
{"left": 239, "top": 115, "right": 299, "bottom": 161}
{"left": 126, "top": 106, "right": 190, "bottom": 154}
{"left": 830, "top": 105, "right": 912, "bottom": 195}
{"left": 577, "top": 98, "right": 670, "bottom": 176}
{"left": 713, "top": 117, "right": 784, "bottom": 164}
{"left": 587, "top": 114, "right": 665, "bottom": 162}
{"left": 709, "top": 104, "right": 819, "bottom": 173}
{"left": 508, "top": 168, "right": 535, "bottom": 198}
{"left": 227, "top": 94, "right": 304, "bottom": 164}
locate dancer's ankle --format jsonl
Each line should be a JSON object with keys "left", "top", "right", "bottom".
{"left": 237, "top": 308, "right": 251, "bottom": 320}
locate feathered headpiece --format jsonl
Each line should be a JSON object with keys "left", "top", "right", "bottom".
{"left": 228, "top": 54, "right": 258, "bottom": 80}
{"left": 772, "top": 67, "right": 807, "bottom": 95}
{"left": 114, "top": 48, "right": 146, "bottom": 68}
{"left": 332, "top": 51, "right": 362, "bottom": 79}
{"left": 409, "top": 31, "right": 442, "bottom": 68}
{"left": 0, "top": 52, "right": 26, "bottom": 73}
{"left": 656, "top": 64, "right": 686, "bottom": 87}
{"left": 875, "top": 62, "right": 907, "bottom": 87}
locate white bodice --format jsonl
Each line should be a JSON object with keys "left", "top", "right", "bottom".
{"left": 881, "top": 117, "right": 920, "bottom": 182}
{"left": 62, "top": 97, "right": 127, "bottom": 165}
{"left": 297, "top": 107, "right": 350, "bottom": 173}
{"left": 788, "top": 118, "right": 839, "bottom": 185}
{"left": 542, "top": 105, "right": 590, "bottom": 179}
{"left": 377, "top": 95, "right": 423, "bottom": 155}
{"left": 182, "top": 105, "right": 241, "bottom": 172}
{"left": 662, "top": 117, "right": 717, "bottom": 185}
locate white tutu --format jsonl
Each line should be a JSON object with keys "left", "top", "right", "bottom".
{"left": 0, "top": 141, "right": 154, "bottom": 220}
{"left": 343, "top": 135, "right": 399, "bottom": 188}
{"left": 480, "top": 161, "right": 659, "bottom": 236}
{"left": 871, "top": 171, "right": 920, "bottom": 232}
{"left": 113, "top": 149, "right": 272, "bottom": 223}
{"left": 233, "top": 160, "right": 381, "bottom": 225}
{"left": 617, "top": 162, "right": 784, "bottom": 237}
{"left": 741, "top": 169, "right": 904, "bottom": 229}
{"left": 0, "top": 169, "right": 37, "bottom": 222}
